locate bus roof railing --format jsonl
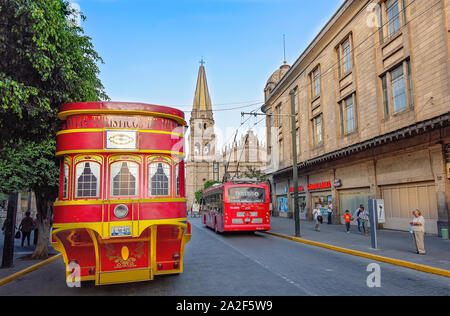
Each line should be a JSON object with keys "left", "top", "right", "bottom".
{"left": 229, "top": 177, "right": 261, "bottom": 184}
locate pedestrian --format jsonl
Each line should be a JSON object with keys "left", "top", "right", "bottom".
{"left": 19, "top": 211, "right": 35, "bottom": 247}
{"left": 327, "top": 202, "right": 333, "bottom": 224}
{"left": 355, "top": 204, "right": 364, "bottom": 232}
{"left": 343, "top": 210, "right": 352, "bottom": 233}
{"left": 410, "top": 209, "right": 426, "bottom": 255}
{"left": 359, "top": 206, "right": 369, "bottom": 236}
{"left": 312, "top": 205, "right": 322, "bottom": 232}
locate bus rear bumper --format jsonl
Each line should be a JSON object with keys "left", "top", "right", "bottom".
{"left": 223, "top": 224, "right": 271, "bottom": 232}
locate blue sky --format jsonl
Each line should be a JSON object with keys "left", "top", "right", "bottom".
{"left": 71, "top": 0, "right": 344, "bottom": 148}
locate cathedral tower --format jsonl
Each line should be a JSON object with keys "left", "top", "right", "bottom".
{"left": 186, "top": 60, "right": 218, "bottom": 209}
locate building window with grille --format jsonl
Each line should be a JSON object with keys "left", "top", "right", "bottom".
{"left": 391, "top": 64, "right": 406, "bottom": 113}
{"left": 387, "top": 0, "right": 401, "bottom": 37}
{"left": 311, "top": 67, "right": 321, "bottom": 98}
{"left": 340, "top": 94, "right": 357, "bottom": 135}
{"left": 279, "top": 138, "right": 284, "bottom": 162}
{"left": 110, "top": 161, "right": 139, "bottom": 196}
{"left": 278, "top": 103, "right": 283, "bottom": 126}
{"left": 381, "top": 59, "right": 413, "bottom": 116}
{"left": 149, "top": 162, "right": 171, "bottom": 196}
{"left": 342, "top": 39, "right": 352, "bottom": 73}
{"left": 75, "top": 162, "right": 100, "bottom": 198}
{"left": 312, "top": 114, "right": 323, "bottom": 146}
{"left": 293, "top": 88, "right": 299, "bottom": 113}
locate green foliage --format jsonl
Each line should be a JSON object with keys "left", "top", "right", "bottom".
{"left": 242, "top": 166, "right": 267, "bottom": 183}
{"left": 0, "top": 0, "right": 108, "bottom": 145}
{"left": 203, "top": 180, "right": 221, "bottom": 190}
{"left": 195, "top": 189, "right": 203, "bottom": 203}
{"left": 0, "top": 0, "right": 107, "bottom": 196}
{"left": 194, "top": 180, "right": 221, "bottom": 203}
{"left": 0, "top": 139, "right": 59, "bottom": 197}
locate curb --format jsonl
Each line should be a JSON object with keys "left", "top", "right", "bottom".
{"left": 264, "top": 231, "right": 450, "bottom": 278}
{"left": 0, "top": 253, "right": 63, "bottom": 287}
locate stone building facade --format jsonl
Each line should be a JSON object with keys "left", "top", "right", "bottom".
{"left": 262, "top": 0, "right": 450, "bottom": 235}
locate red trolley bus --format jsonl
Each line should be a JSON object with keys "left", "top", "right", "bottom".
{"left": 202, "top": 180, "right": 270, "bottom": 233}
{"left": 51, "top": 101, "right": 191, "bottom": 286}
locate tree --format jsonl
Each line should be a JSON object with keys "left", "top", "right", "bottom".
{"left": 0, "top": 0, "right": 108, "bottom": 259}
{"left": 194, "top": 180, "right": 221, "bottom": 203}
{"left": 242, "top": 166, "right": 267, "bottom": 183}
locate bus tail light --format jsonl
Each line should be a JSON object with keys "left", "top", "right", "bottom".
{"left": 173, "top": 262, "right": 179, "bottom": 269}
{"left": 172, "top": 252, "right": 180, "bottom": 261}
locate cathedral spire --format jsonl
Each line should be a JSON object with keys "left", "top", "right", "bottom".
{"left": 192, "top": 60, "right": 213, "bottom": 119}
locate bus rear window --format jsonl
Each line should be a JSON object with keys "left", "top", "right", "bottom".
{"left": 228, "top": 187, "right": 266, "bottom": 203}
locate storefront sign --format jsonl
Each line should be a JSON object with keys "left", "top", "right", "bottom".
{"left": 288, "top": 186, "right": 305, "bottom": 193}
{"left": 289, "top": 180, "right": 342, "bottom": 192}
{"left": 307, "top": 181, "right": 331, "bottom": 191}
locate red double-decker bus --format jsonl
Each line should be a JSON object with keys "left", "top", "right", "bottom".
{"left": 201, "top": 180, "right": 270, "bottom": 233}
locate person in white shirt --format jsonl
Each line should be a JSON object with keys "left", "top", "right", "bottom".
{"left": 327, "top": 202, "right": 333, "bottom": 224}
{"left": 359, "top": 207, "right": 369, "bottom": 236}
{"left": 312, "top": 205, "right": 322, "bottom": 232}
{"left": 410, "top": 209, "right": 426, "bottom": 255}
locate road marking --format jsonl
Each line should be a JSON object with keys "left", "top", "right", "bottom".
{"left": 264, "top": 231, "right": 450, "bottom": 278}
{"left": 0, "top": 254, "right": 63, "bottom": 287}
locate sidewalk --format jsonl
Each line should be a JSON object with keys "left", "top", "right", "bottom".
{"left": 0, "top": 231, "right": 56, "bottom": 281}
{"left": 268, "top": 216, "right": 450, "bottom": 271}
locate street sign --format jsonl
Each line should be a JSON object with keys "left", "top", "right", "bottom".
{"left": 376, "top": 199, "right": 385, "bottom": 224}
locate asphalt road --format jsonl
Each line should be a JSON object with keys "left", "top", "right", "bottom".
{"left": 0, "top": 217, "right": 449, "bottom": 296}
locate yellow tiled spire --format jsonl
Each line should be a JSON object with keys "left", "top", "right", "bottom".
{"left": 192, "top": 59, "right": 213, "bottom": 118}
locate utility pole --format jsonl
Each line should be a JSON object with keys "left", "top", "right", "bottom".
{"left": 241, "top": 107, "right": 301, "bottom": 237}
{"left": 290, "top": 90, "right": 301, "bottom": 237}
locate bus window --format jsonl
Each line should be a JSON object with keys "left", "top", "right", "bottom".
{"left": 75, "top": 161, "right": 101, "bottom": 198}
{"left": 228, "top": 187, "right": 266, "bottom": 203}
{"left": 149, "top": 162, "right": 171, "bottom": 196}
{"left": 110, "top": 161, "right": 139, "bottom": 196}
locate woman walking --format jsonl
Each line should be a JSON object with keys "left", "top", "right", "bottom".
{"left": 313, "top": 205, "right": 322, "bottom": 232}
{"left": 410, "top": 209, "right": 426, "bottom": 255}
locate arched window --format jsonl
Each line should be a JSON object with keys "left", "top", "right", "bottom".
{"left": 110, "top": 161, "right": 139, "bottom": 196}
{"left": 194, "top": 143, "right": 201, "bottom": 156}
{"left": 63, "top": 164, "right": 69, "bottom": 199}
{"left": 75, "top": 162, "right": 100, "bottom": 198}
{"left": 204, "top": 143, "right": 210, "bottom": 156}
{"left": 149, "top": 162, "right": 171, "bottom": 196}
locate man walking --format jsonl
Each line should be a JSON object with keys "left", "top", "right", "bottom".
{"left": 19, "top": 211, "right": 35, "bottom": 247}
